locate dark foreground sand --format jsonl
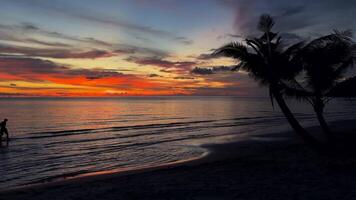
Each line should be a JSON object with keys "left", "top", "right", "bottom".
{"left": 1, "top": 120, "right": 356, "bottom": 200}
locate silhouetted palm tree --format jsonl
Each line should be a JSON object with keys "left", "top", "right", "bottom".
{"left": 213, "top": 14, "right": 319, "bottom": 146}
{"left": 284, "top": 31, "right": 356, "bottom": 141}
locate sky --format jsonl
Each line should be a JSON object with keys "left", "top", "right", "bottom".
{"left": 0, "top": 0, "right": 355, "bottom": 97}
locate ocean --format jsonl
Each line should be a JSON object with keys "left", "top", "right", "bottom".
{"left": 0, "top": 96, "right": 355, "bottom": 189}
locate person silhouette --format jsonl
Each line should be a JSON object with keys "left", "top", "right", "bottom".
{"left": 0, "top": 118, "right": 9, "bottom": 142}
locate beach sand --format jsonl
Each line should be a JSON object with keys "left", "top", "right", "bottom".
{"left": 1, "top": 120, "right": 356, "bottom": 200}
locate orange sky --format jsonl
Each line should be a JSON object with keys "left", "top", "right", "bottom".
{"left": 0, "top": 1, "right": 355, "bottom": 97}
{"left": 0, "top": 0, "right": 268, "bottom": 97}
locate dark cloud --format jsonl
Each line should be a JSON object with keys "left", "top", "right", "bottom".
{"left": 82, "top": 37, "right": 113, "bottom": 47}
{"left": 0, "top": 44, "right": 115, "bottom": 59}
{"left": 125, "top": 56, "right": 197, "bottom": 70}
{"left": 114, "top": 45, "right": 170, "bottom": 58}
{"left": 1, "top": 85, "right": 78, "bottom": 90}
{"left": 159, "top": 69, "right": 175, "bottom": 73}
{"left": 191, "top": 67, "right": 214, "bottom": 75}
{"left": 25, "top": 39, "right": 72, "bottom": 48}
{"left": 191, "top": 66, "right": 234, "bottom": 75}
{"left": 0, "top": 92, "right": 33, "bottom": 97}
{"left": 0, "top": 26, "right": 72, "bottom": 48}
{"left": 217, "top": 0, "right": 356, "bottom": 39}
{"left": 0, "top": 57, "right": 125, "bottom": 81}
{"left": 195, "top": 53, "right": 222, "bottom": 60}
{"left": 49, "top": 50, "right": 114, "bottom": 59}
{"left": 188, "top": 68, "right": 268, "bottom": 96}
{"left": 20, "top": 22, "right": 40, "bottom": 31}
{"left": 41, "top": 31, "right": 113, "bottom": 47}
{"left": 226, "top": 34, "right": 244, "bottom": 38}
{"left": 175, "top": 37, "right": 194, "bottom": 45}
{"left": 0, "top": 23, "right": 112, "bottom": 47}
{"left": 147, "top": 73, "right": 162, "bottom": 78}
{"left": 216, "top": 33, "right": 244, "bottom": 41}
{"left": 174, "top": 76, "right": 195, "bottom": 80}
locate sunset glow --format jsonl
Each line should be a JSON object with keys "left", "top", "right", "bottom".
{"left": 0, "top": 0, "right": 354, "bottom": 97}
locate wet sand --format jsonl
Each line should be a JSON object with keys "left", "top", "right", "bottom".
{"left": 1, "top": 120, "right": 356, "bottom": 200}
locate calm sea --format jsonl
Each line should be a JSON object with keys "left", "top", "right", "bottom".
{"left": 0, "top": 96, "right": 355, "bottom": 189}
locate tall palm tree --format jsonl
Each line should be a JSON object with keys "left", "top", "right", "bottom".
{"left": 213, "top": 14, "right": 319, "bottom": 146}
{"left": 284, "top": 31, "right": 356, "bottom": 141}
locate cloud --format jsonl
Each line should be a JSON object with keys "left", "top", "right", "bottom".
{"left": 0, "top": 22, "right": 172, "bottom": 59}
{"left": 217, "top": 0, "right": 356, "bottom": 38}
{"left": 147, "top": 73, "right": 162, "bottom": 78}
{"left": 0, "top": 92, "right": 33, "bottom": 97}
{"left": 0, "top": 56, "right": 167, "bottom": 95}
{"left": 174, "top": 76, "right": 195, "bottom": 80}
{"left": 0, "top": 26, "right": 72, "bottom": 48}
{"left": 0, "top": 44, "right": 115, "bottom": 59}
{"left": 12, "top": 0, "right": 192, "bottom": 45}
{"left": 0, "top": 57, "right": 124, "bottom": 81}
{"left": 191, "top": 67, "right": 214, "bottom": 75}
{"left": 0, "top": 22, "right": 112, "bottom": 48}
{"left": 0, "top": 56, "right": 265, "bottom": 97}
{"left": 114, "top": 44, "right": 170, "bottom": 58}
{"left": 125, "top": 56, "right": 197, "bottom": 70}
{"left": 25, "top": 39, "right": 72, "bottom": 48}
{"left": 195, "top": 53, "right": 223, "bottom": 60}
{"left": 191, "top": 66, "right": 234, "bottom": 75}
{"left": 0, "top": 19, "right": 177, "bottom": 60}
{"left": 187, "top": 67, "right": 268, "bottom": 96}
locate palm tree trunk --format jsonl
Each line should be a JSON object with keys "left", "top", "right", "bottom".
{"left": 314, "top": 99, "right": 334, "bottom": 142}
{"left": 272, "top": 89, "right": 320, "bottom": 147}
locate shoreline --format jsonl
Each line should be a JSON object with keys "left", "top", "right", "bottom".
{"left": 0, "top": 127, "right": 278, "bottom": 193}
{"left": 0, "top": 131, "right": 276, "bottom": 193}
{"left": 0, "top": 148, "right": 210, "bottom": 193}
{"left": 1, "top": 119, "right": 356, "bottom": 199}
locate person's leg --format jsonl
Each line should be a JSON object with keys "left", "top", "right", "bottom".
{"left": 0, "top": 131, "right": 3, "bottom": 145}
{"left": 4, "top": 128, "right": 8, "bottom": 141}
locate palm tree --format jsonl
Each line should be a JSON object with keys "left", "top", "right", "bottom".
{"left": 283, "top": 31, "right": 356, "bottom": 141}
{"left": 213, "top": 14, "right": 319, "bottom": 146}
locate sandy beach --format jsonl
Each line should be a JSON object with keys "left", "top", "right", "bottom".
{"left": 1, "top": 119, "right": 356, "bottom": 200}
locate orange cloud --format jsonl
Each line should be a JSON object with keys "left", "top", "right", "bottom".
{"left": 0, "top": 56, "right": 196, "bottom": 96}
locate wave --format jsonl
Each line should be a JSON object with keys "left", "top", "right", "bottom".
{"left": 12, "top": 116, "right": 284, "bottom": 140}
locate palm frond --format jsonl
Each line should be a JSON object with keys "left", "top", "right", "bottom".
{"left": 303, "top": 30, "right": 353, "bottom": 52}
{"left": 212, "top": 42, "right": 249, "bottom": 60}
{"left": 245, "top": 38, "right": 264, "bottom": 56}
{"left": 283, "top": 41, "right": 305, "bottom": 58}
{"left": 282, "top": 86, "right": 313, "bottom": 103}
{"left": 333, "top": 58, "right": 354, "bottom": 79}
{"left": 333, "top": 29, "right": 353, "bottom": 41}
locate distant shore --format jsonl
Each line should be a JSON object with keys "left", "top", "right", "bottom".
{"left": 1, "top": 119, "right": 356, "bottom": 200}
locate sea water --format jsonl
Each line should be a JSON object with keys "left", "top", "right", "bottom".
{"left": 0, "top": 96, "right": 355, "bottom": 189}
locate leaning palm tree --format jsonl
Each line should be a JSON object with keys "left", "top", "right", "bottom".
{"left": 284, "top": 30, "right": 356, "bottom": 141}
{"left": 213, "top": 14, "right": 319, "bottom": 146}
